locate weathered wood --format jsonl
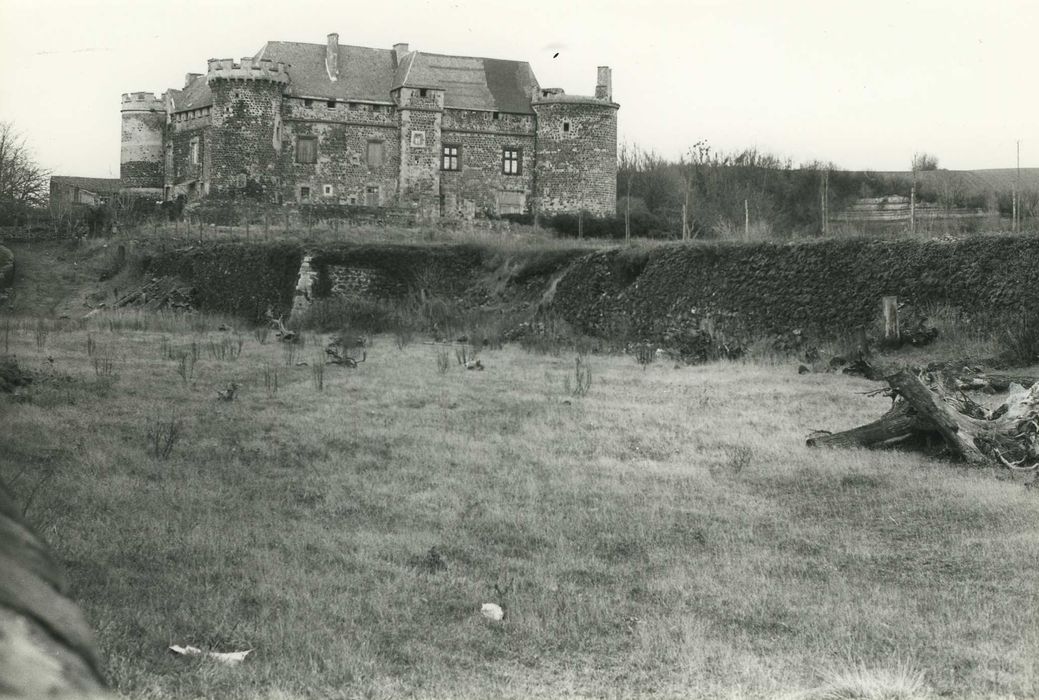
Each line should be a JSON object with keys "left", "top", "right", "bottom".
{"left": 806, "top": 401, "right": 918, "bottom": 448}
{"left": 809, "top": 370, "right": 1039, "bottom": 474}
{"left": 882, "top": 296, "right": 899, "bottom": 344}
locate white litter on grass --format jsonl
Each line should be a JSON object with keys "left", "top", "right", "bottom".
{"left": 169, "top": 645, "right": 253, "bottom": 666}
{"left": 480, "top": 603, "right": 504, "bottom": 621}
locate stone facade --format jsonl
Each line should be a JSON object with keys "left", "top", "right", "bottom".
{"left": 120, "top": 34, "right": 619, "bottom": 217}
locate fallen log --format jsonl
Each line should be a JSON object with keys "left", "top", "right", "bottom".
{"left": 808, "top": 370, "right": 1039, "bottom": 473}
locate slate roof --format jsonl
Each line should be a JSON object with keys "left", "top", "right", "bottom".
{"left": 51, "top": 176, "right": 122, "bottom": 193}
{"left": 168, "top": 74, "right": 212, "bottom": 112}
{"left": 255, "top": 41, "right": 539, "bottom": 113}
{"left": 257, "top": 41, "right": 397, "bottom": 103}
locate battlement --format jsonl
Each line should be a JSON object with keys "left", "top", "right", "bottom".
{"left": 120, "top": 92, "right": 164, "bottom": 112}
{"left": 206, "top": 58, "right": 290, "bottom": 84}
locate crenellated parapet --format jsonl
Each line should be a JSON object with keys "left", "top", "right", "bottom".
{"left": 206, "top": 58, "right": 290, "bottom": 84}
{"left": 121, "top": 92, "right": 164, "bottom": 112}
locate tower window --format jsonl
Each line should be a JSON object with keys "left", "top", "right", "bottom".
{"left": 190, "top": 137, "right": 199, "bottom": 165}
{"left": 441, "top": 144, "right": 461, "bottom": 171}
{"left": 304, "top": 98, "right": 313, "bottom": 107}
{"left": 367, "top": 140, "right": 384, "bottom": 168}
{"left": 419, "top": 88, "right": 428, "bottom": 97}
{"left": 299, "top": 186, "right": 311, "bottom": 202}
{"left": 323, "top": 184, "right": 334, "bottom": 196}
{"left": 502, "top": 147, "right": 521, "bottom": 175}
{"left": 563, "top": 122, "right": 570, "bottom": 132}
{"left": 327, "top": 99, "right": 336, "bottom": 108}
{"left": 296, "top": 136, "right": 317, "bottom": 164}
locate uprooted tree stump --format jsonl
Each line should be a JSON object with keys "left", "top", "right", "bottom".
{"left": 808, "top": 370, "right": 1039, "bottom": 474}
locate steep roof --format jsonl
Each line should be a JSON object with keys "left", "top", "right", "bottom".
{"left": 255, "top": 41, "right": 539, "bottom": 113}
{"left": 256, "top": 41, "right": 397, "bottom": 103}
{"left": 51, "top": 176, "right": 122, "bottom": 193}
{"left": 168, "top": 74, "right": 212, "bottom": 112}
{"left": 395, "top": 52, "right": 538, "bottom": 113}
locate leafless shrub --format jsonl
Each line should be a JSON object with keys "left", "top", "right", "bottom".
{"left": 33, "top": 320, "right": 47, "bottom": 351}
{"left": 176, "top": 352, "right": 196, "bottom": 386}
{"left": 724, "top": 444, "right": 753, "bottom": 474}
{"left": 207, "top": 335, "right": 244, "bottom": 361}
{"left": 456, "top": 344, "right": 477, "bottom": 367}
{"left": 632, "top": 342, "right": 655, "bottom": 370}
{"left": 146, "top": 415, "right": 183, "bottom": 460}
{"left": 263, "top": 363, "right": 279, "bottom": 397}
{"left": 253, "top": 325, "right": 269, "bottom": 345}
{"left": 86, "top": 333, "right": 96, "bottom": 358}
{"left": 564, "top": 356, "right": 592, "bottom": 397}
{"left": 435, "top": 349, "right": 450, "bottom": 374}
{"left": 394, "top": 324, "right": 414, "bottom": 350}
{"left": 311, "top": 355, "right": 325, "bottom": 391}
{"left": 283, "top": 342, "right": 298, "bottom": 366}
{"left": 92, "top": 351, "right": 116, "bottom": 377}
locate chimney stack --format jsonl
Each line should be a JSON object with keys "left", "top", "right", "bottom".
{"left": 326, "top": 33, "right": 339, "bottom": 82}
{"left": 393, "top": 42, "right": 410, "bottom": 64}
{"left": 184, "top": 73, "right": 202, "bottom": 88}
{"left": 595, "top": 66, "right": 612, "bottom": 101}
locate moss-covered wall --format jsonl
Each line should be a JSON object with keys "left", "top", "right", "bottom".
{"left": 145, "top": 242, "right": 303, "bottom": 320}
{"left": 551, "top": 236, "right": 1039, "bottom": 340}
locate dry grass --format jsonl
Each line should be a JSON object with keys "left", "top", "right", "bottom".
{"left": 1, "top": 313, "right": 1037, "bottom": 698}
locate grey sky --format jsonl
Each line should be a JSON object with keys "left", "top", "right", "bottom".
{"left": 1, "top": 0, "right": 1034, "bottom": 177}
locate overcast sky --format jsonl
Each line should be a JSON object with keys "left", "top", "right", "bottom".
{"left": 1, "top": 0, "right": 1034, "bottom": 178}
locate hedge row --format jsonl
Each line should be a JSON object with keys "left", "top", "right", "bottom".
{"left": 551, "top": 235, "right": 1039, "bottom": 341}
{"left": 144, "top": 241, "right": 303, "bottom": 320}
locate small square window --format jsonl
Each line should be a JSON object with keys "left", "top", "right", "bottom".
{"left": 323, "top": 184, "right": 334, "bottom": 196}
{"left": 410, "top": 131, "right": 427, "bottom": 148}
{"left": 304, "top": 98, "right": 313, "bottom": 107}
{"left": 419, "top": 88, "right": 428, "bottom": 97}
{"left": 348, "top": 102, "right": 357, "bottom": 110}
{"left": 441, "top": 144, "right": 461, "bottom": 171}
{"left": 492, "top": 112, "right": 500, "bottom": 120}
{"left": 502, "top": 147, "right": 521, "bottom": 176}
{"left": 299, "top": 186, "right": 311, "bottom": 201}
{"left": 327, "top": 100, "right": 336, "bottom": 108}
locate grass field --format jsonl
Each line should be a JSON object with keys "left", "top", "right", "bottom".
{"left": 1, "top": 312, "right": 1038, "bottom": 699}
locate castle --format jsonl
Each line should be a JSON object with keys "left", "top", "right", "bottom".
{"left": 119, "top": 34, "right": 619, "bottom": 218}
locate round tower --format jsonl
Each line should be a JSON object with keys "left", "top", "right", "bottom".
{"left": 120, "top": 92, "right": 165, "bottom": 191}
{"left": 206, "top": 58, "right": 289, "bottom": 199}
{"left": 533, "top": 66, "right": 619, "bottom": 217}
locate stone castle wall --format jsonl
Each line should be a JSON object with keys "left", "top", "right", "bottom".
{"left": 279, "top": 97, "right": 399, "bottom": 205}
{"left": 533, "top": 100, "right": 618, "bottom": 217}
{"left": 207, "top": 78, "right": 285, "bottom": 198}
{"left": 120, "top": 92, "right": 165, "bottom": 189}
{"left": 440, "top": 109, "right": 536, "bottom": 216}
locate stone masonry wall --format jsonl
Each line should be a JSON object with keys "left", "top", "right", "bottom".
{"left": 207, "top": 79, "right": 285, "bottom": 199}
{"left": 397, "top": 87, "right": 443, "bottom": 209}
{"left": 168, "top": 116, "right": 211, "bottom": 196}
{"left": 440, "top": 109, "right": 535, "bottom": 216}
{"left": 120, "top": 96, "right": 165, "bottom": 189}
{"left": 533, "top": 101, "right": 618, "bottom": 216}
{"left": 280, "top": 97, "right": 399, "bottom": 205}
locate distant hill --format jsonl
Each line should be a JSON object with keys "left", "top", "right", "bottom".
{"left": 870, "top": 168, "right": 1039, "bottom": 194}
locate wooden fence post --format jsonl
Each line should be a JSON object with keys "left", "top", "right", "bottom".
{"left": 882, "top": 296, "right": 899, "bottom": 344}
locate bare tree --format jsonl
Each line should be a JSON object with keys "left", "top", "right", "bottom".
{"left": 912, "top": 152, "right": 939, "bottom": 172}
{"left": 0, "top": 121, "right": 49, "bottom": 219}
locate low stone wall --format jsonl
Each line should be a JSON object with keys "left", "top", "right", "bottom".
{"left": 550, "top": 235, "right": 1039, "bottom": 342}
